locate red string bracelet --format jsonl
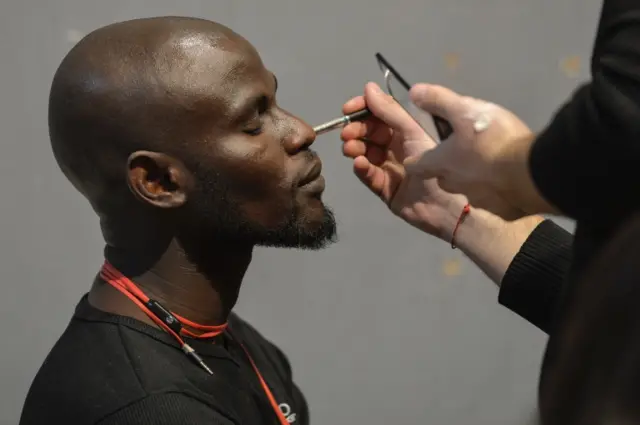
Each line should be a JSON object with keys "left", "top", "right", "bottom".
{"left": 451, "top": 203, "right": 471, "bottom": 249}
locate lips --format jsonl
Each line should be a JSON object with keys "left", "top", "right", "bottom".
{"left": 298, "top": 160, "right": 323, "bottom": 187}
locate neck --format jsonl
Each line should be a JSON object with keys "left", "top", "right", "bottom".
{"left": 92, "top": 235, "right": 253, "bottom": 326}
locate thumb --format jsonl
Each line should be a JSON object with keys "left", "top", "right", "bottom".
{"left": 409, "top": 84, "right": 465, "bottom": 123}
{"left": 404, "top": 146, "right": 446, "bottom": 180}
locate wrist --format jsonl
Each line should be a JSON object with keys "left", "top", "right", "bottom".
{"left": 434, "top": 196, "right": 473, "bottom": 243}
{"left": 496, "top": 134, "right": 559, "bottom": 216}
{"left": 452, "top": 206, "right": 503, "bottom": 253}
{"left": 454, "top": 207, "right": 545, "bottom": 284}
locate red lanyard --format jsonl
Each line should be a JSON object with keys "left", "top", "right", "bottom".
{"left": 99, "top": 261, "right": 290, "bottom": 425}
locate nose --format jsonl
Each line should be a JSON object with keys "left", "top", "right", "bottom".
{"left": 284, "top": 115, "right": 316, "bottom": 154}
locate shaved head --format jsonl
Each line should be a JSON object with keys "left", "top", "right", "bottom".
{"left": 50, "top": 17, "right": 251, "bottom": 208}
{"left": 49, "top": 17, "right": 335, "bottom": 251}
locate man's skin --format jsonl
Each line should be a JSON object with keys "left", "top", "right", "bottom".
{"left": 49, "top": 16, "right": 336, "bottom": 329}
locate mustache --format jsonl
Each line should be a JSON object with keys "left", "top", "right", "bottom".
{"left": 300, "top": 148, "right": 319, "bottom": 161}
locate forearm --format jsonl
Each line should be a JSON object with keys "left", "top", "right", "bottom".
{"left": 452, "top": 206, "right": 574, "bottom": 332}
{"left": 453, "top": 206, "right": 545, "bottom": 285}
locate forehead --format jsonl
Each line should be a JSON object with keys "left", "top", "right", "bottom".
{"left": 157, "top": 34, "right": 272, "bottom": 117}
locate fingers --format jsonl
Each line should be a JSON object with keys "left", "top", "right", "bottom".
{"left": 341, "top": 81, "right": 428, "bottom": 144}
{"left": 342, "top": 96, "right": 366, "bottom": 115}
{"left": 353, "top": 156, "right": 387, "bottom": 198}
{"left": 340, "top": 120, "right": 392, "bottom": 146}
{"left": 409, "top": 84, "right": 465, "bottom": 124}
{"left": 363, "top": 82, "right": 425, "bottom": 140}
{"left": 342, "top": 139, "right": 367, "bottom": 157}
{"left": 343, "top": 139, "right": 387, "bottom": 166}
{"left": 342, "top": 95, "right": 387, "bottom": 143}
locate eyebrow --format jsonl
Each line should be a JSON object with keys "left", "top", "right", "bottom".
{"left": 230, "top": 73, "right": 278, "bottom": 124}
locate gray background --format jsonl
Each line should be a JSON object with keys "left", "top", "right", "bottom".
{"left": 0, "top": 0, "right": 596, "bottom": 424}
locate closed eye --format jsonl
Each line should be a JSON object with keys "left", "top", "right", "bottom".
{"left": 242, "top": 95, "right": 271, "bottom": 136}
{"left": 244, "top": 126, "right": 263, "bottom": 136}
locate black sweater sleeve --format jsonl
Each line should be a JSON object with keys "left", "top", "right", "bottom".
{"left": 498, "top": 220, "right": 574, "bottom": 333}
{"left": 529, "top": 0, "right": 640, "bottom": 223}
{"left": 96, "top": 393, "right": 236, "bottom": 425}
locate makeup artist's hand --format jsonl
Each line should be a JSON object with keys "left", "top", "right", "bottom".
{"left": 340, "top": 82, "right": 470, "bottom": 240}
{"left": 406, "top": 84, "right": 540, "bottom": 220}
{"left": 341, "top": 83, "right": 549, "bottom": 287}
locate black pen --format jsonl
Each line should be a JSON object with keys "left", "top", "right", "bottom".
{"left": 313, "top": 108, "right": 372, "bottom": 135}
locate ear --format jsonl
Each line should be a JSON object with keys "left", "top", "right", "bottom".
{"left": 126, "top": 151, "right": 191, "bottom": 208}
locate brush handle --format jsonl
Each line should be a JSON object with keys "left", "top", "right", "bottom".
{"left": 313, "top": 108, "right": 372, "bottom": 135}
{"left": 345, "top": 108, "right": 371, "bottom": 123}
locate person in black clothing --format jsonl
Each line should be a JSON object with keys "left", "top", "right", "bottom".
{"left": 540, "top": 213, "right": 640, "bottom": 425}
{"left": 20, "top": 16, "right": 337, "bottom": 425}
{"left": 340, "top": 0, "right": 640, "bottom": 422}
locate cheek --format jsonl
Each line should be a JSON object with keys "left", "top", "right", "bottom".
{"left": 213, "top": 139, "right": 296, "bottom": 222}
{"left": 218, "top": 139, "right": 287, "bottom": 185}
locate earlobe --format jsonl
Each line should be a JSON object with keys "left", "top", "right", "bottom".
{"left": 126, "top": 151, "right": 188, "bottom": 208}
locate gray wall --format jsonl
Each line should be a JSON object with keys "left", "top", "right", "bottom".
{"left": 0, "top": 0, "right": 597, "bottom": 424}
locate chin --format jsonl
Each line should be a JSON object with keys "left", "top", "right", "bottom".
{"left": 254, "top": 203, "right": 337, "bottom": 250}
{"left": 297, "top": 204, "right": 338, "bottom": 249}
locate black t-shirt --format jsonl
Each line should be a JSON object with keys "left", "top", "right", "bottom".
{"left": 19, "top": 295, "right": 308, "bottom": 425}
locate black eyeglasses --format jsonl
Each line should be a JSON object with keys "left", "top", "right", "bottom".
{"left": 375, "top": 53, "right": 453, "bottom": 142}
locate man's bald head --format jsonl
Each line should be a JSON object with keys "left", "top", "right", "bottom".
{"left": 49, "top": 17, "right": 335, "bottom": 250}
{"left": 49, "top": 17, "right": 255, "bottom": 211}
